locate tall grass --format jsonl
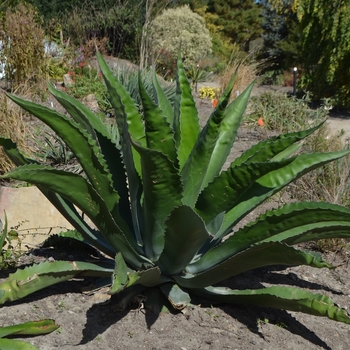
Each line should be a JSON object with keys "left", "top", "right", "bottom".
{"left": 0, "top": 91, "right": 29, "bottom": 174}
{"left": 219, "top": 46, "right": 262, "bottom": 101}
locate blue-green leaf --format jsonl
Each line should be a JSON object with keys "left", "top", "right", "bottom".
{"left": 152, "top": 70, "right": 174, "bottom": 126}
{"left": 181, "top": 73, "right": 236, "bottom": 206}
{"left": 173, "top": 54, "right": 200, "bottom": 170}
{"left": 191, "top": 286, "right": 350, "bottom": 324}
{"left": 178, "top": 242, "right": 333, "bottom": 287}
{"left": 139, "top": 73, "right": 177, "bottom": 165}
{"left": 158, "top": 206, "right": 209, "bottom": 275}
{"left": 132, "top": 142, "right": 182, "bottom": 261}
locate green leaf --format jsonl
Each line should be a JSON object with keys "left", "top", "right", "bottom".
{"left": 0, "top": 138, "right": 116, "bottom": 256}
{"left": 0, "top": 319, "right": 59, "bottom": 338}
{"left": 196, "top": 159, "right": 295, "bottom": 224}
{"left": 98, "top": 52, "right": 144, "bottom": 244}
{"left": 110, "top": 252, "right": 129, "bottom": 294}
{"left": 158, "top": 206, "right": 210, "bottom": 275}
{"left": 139, "top": 73, "right": 177, "bottom": 165}
{"left": 6, "top": 93, "right": 119, "bottom": 216}
{"left": 0, "top": 338, "right": 39, "bottom": 349}
{"left": 191, "top": 202, "right": 350, "bottom": 275}
{"left": 217, "top": 150, "right": 350, "bottom": 239}
{"left": 0, "top": 138, "right": 36, "bottom": 166}
{"left": 159, "top": 282, "right": 191, "bottom": 310}
{"left": 0, "top": 212, "right": 8, "bottom": 251}
{"left": 97, "top": 52, "right": 145, "bottom": 170}
{"left": 191, "top": 285, "right": 350, "bottom": 324}
{"left": 110, "top": 253, "right": 163, "bottom": 295}
{"left": 152, "top": 70, "right": 174, "bottom": 126}
{"left": 132, "top": 142, "right": 182, "bottom": 261}
{"left": 48, "top": 84, "right": 134, "bottom": 230}
{"left": 201, "top": 81, "right": 254, "bottom": 187}
{"left": 0, "top": 165, "right": 146, "bottom": 267}
{"left": 256, "top": 202, "right": 350, "bottom": 245}
{"left": 0, "top": 260, "right": 113, "bottom": 304}
{"left": 181, "top": 73, "right": 236, "bottom": 206}
{"left": 48, "top": 84, "right": 105, "bottom": 141}
{"left": 232, "top": 123, "right": 324, "bottom": 167}
{"left": 173, "top": 54, "right": 200, "bottom": 170}
{"left": 178, "top": 242, "right": 333, "bottom": 287}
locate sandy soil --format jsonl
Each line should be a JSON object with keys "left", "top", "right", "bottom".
{"left": 1, "top": 87, "right": 350, "bottom": 350}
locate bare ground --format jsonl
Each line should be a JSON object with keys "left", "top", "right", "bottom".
{"left": 1, "top": 88, "right": 350, "bottom": 349}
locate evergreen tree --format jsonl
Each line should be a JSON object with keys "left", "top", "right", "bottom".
{"left": 207, "top": 0, "right": 262, "bottom": 51}
{"left": 260, "top": 0, "right": 298, "bottom": 70}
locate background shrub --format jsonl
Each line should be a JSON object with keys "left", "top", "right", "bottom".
{"left": 0, "top": 4, "right": 47, "bottom": 87}
{"left": 149, "top": 5, "right": 212, "bottom": 69}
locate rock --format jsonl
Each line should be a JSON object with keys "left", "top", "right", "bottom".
{"left": 83, "top": 93, "right": 100, "bottom": 113}
{"left": 63, "top": 73, "right": 74, "bottom": 87}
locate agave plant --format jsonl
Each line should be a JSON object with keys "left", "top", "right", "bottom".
{"left": 1, "top": 53, "right": 350, "bottom": 325}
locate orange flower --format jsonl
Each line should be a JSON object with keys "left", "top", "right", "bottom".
{"left": 257, "top": 117, "right": 264, "bottom": 127}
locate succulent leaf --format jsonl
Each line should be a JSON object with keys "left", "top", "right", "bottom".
{"left": 191, "top": 286, "right": 350, "bottom": 324}
{"left": 0, "top": 260, "right": 113, "bottom": 303}
{"left": 173, "top": 54, "right": 200, "bottom": 170}
{"left": 177, "top": 242, "right": 333, "bottom": 287}
{"left": 132, "top": 142, "right": 182, "bottom": 260}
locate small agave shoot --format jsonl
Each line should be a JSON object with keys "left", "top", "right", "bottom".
{"left": 1, "top": 53, "right": 350, "bottom": 326}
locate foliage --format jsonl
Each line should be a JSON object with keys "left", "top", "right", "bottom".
{"left": 245, "top": 91, "right": 328, "bottom": 133}
{"left": 220, "top": 46, "right": 262, "bottom": 102}
{"left": 185, "top": 65, "right": 214, "bottom": 92}
{"left": 59, "top": 0, "right": 144, "bottom": 61}
{"left": 35, "top": 133, "right": 75, "bottom": 167}
{"left": 1, "top": 54, "right": 350, "bottom": 327}
{"left": 268, "top": 0, "right": 350, "bottom": 108}
{"left": 0, "top": 213, "right": 22, "bottom": 270}
{"left": 0, "top": 318, "right": 59, "bottom": 350}
{"left": 259, "top": 0, "right": 299, "bottom": 71}
{"left": 149, "top": 5, "right": 212, "bottom": 68}
{"left": 192, "top": 5, "right": 236, "bottom": 63}
{"left": 289, "top": 125, "right": 350, "bottom": 206}
{"left": 206, "top": 0, "right": 263, "bottom": 51}
{"left": 297, "top": 0, "right": 350, "bottom": 108}
{"left": 0, "top": 3, "right": 47, "bottom": 87}
{"left": 0, "top": 91, "right": 29, "bottom": 174}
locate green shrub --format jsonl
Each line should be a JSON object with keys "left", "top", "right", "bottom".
{"left": 245, "top": 92, "right": 328, "bottom": 133}
{"left": 1, "top": 54, "right": 350, "bottom": 327}
{"left": 0, "top": 4, "right": 47, "bottom": 87}
{"left": 150, "top": 5, "right": 212, "bottom": 68}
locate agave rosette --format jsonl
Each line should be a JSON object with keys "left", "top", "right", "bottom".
{"left": 1, "top": 53, "right": 350, "bottom": 324}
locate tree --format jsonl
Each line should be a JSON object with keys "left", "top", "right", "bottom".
{"left": 207, "top": 0, "right": 262, "bottom": 51}
{"left": 149, "top": 5, "right": 212, "bottom": 69}
{"left": 260, "top": 0, "right": 299, "bottom": 70}
{"left": 268, "top": 0, "right": 350, "bottom": 108}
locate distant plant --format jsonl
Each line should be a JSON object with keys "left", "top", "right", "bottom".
{"left": 245, "top": 92, "right": 328, "bottom": 133}
{"left": 0, "top": 3, "right": 47, "bottom": 87}
{"left": 35, "top": 133, "right": 75, "bottom": 166}
{"left": 220, "top": 46, "right": 262, "bottom": 101}
{"left": 289, "top": 125, "right": 350, "bottom": 206}
{"left": 186, "top": 65, "right": 214, "bottom": 92}
{"left": 0, "top": 214, "right": 21, "bottom": 269}
{"left": 150, "top": 5, "right": 212, "bottom": 68}
{"left": 0, "top": 91, "right": 29, "bottom": 174}
{"left": 1, "top": 54, "right": 350, "bottom": 328}
{"left": 199, "top": 86, "right": 220, "bottom": 100}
